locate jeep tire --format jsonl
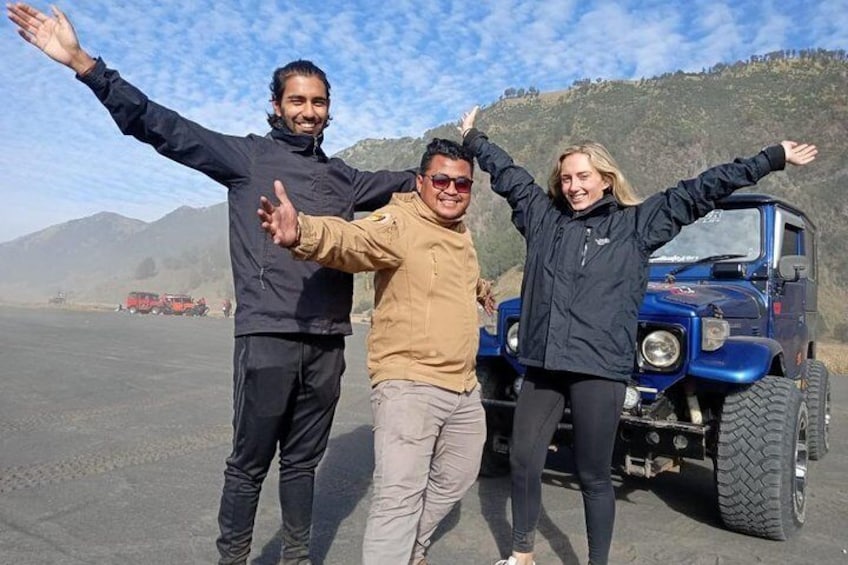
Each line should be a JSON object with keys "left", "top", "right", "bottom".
{"left": 802, "top": 359, "right": 830, "bottom": 460}
{"left": 715, "top": 375, "right": 808, "bottom": 540}
{"left": 128, "top": 306, "right": 137, "bottom": 315}
{"left": 477, "top": 361, "right": 511, "bottom": 477}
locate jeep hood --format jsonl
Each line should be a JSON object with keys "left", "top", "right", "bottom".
{"left": 641, "top": 282, "right": 764, "bottom": 319}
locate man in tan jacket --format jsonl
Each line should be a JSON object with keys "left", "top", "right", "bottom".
{"left": 258, "top": 138, "right": 489, "bottom": 565}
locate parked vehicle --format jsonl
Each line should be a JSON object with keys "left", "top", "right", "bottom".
{"left": 477, "top": 194, "right": 830, "bottom": 540}
{"left": 160, "top": 293, "right": 196, "bottom": 315}
{"left": 48, "top": 291, "right": 66, "bottom": 305}
{"left": 186, "top": 297, "right": 209, "bottom": 317}
{"left": 125, "top": 291, "right": 161, "bottom": 314}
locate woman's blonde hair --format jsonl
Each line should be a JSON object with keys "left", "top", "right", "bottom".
{"left": 547, "top": 141, "right": 641, "bottom": 209}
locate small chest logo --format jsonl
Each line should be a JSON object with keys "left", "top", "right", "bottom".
{"left": 367, "top": 212, "right": 392, "bottom": 224}
{"left": 595, "top": 237, "right": 610, "bottom": 246}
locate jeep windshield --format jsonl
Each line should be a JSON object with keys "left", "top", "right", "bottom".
{"left": 649, "top": 208, "right": 761, "bottom": 265}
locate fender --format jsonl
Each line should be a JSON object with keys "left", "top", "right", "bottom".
{"left": 478, "top": 328, "right": 500, "bottom": 358}
{"left": 477, "top": 328, "right": 526, "bottom": 376}
{"left": 689, "top": 336, "right": 784, "bottom": 384}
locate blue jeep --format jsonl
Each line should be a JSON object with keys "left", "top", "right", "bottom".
{"left": 477, "top": 193, "right": 831, "bottom": 541}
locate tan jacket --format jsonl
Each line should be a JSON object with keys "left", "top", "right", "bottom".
{"left": 293, "top": 192, "right": 485, "bottom": 392}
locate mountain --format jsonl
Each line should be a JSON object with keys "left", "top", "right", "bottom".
{"left": 1, "top": 50, "right": 846, "bottom": 333}
{"left": 337, "top": 50, "right": 848, "bottom": 332}
{"left": 0, "top": 204, "right": 230, "bottom": 305}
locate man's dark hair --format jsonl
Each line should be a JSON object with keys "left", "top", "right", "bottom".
{"left": 267, "top": 60, "right": 331, "bottom": 129}
{"left": 419, "top": 138, "right": 475, "bottom": 175}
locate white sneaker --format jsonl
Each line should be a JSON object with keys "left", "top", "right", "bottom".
{"left": 494, "top": 558, "right": 535, "bottom": 565}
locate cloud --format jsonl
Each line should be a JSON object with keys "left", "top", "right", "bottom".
{"left": 1, "top": 0, "right": 844, "bottom": 243}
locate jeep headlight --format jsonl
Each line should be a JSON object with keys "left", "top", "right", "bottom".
{"left": 701, "top": 317, "right": 730, "bottom": 351}
{"left": 641, "top": 330, "right": 681, "bottom": 368}
{"left": 505, "top": 321, "right": 520, "bottom": 355}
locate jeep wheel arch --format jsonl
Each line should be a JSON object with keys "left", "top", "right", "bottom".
{"left": 715, "top": 376, "right": 807, "bottom": 540}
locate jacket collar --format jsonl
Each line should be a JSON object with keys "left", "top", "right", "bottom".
{"left": 266, "top": 125, "right": 327, "bottom": 158}
{"left": 394, "top": 192, "right": 466, "bottom": 230}
{"left": 569, "top": 192, "right": 618, "bottom": 219}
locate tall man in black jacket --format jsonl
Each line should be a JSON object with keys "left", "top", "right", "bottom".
{"left": 8, "top": 4, "right": 416, "bottom": 564}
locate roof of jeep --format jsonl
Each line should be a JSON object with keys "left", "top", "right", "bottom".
{"left": 718, "top": 192, "right": 815, "bottom": 229}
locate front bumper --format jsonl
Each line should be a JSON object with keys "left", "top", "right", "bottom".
{"left": 482, "top": 399, "right": 708, "bottom": 461}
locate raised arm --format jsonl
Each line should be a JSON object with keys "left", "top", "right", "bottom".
{"left": 259, "top": 180, "right": 404, "bottom": 273}
{"left": 343, "top": 163, "right": 417, "bottom": 213}
{"left": 459, "top": 106, "right": 554, "bottom": 237}
{"left": 637, "top": 141, "right": 818, "bottom": 251}
{"left": 7, "top": 3, "right": 94, "bottom": 73}
{"left": 8, "top": 3, "right": 252, "bottom": 186}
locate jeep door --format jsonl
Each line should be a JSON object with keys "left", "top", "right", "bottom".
{"left": 771, "top": 208, "right": 810, "bottom": 377}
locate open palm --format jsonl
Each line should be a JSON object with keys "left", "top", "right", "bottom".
{"left": 7, "top": 3, "right": 82, "bottom": 67}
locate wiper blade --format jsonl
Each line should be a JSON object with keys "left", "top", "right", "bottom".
{"left": 664, "top": 253, "right": 746, "bottom": 283}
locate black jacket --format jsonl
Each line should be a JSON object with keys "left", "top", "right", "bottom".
{"left": 464, "top": 129, "right": 785, "bottom": 381}
{"left": 79, "top": 59, "right": 415, "bottom": 337}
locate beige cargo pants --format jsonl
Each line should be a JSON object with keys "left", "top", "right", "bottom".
{"left": 362, "top": 379, "right": 486, "bottom": 565}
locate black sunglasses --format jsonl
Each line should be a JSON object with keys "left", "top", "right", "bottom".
{"left": 427, "top": 174, "right": 473, "bottom": 193}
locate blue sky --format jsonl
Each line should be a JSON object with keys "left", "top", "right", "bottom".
{"left": 1, "top": 0, "right": 845, "bottom": 243}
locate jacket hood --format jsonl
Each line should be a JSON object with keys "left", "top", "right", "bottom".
{"left": 642, "top": 282, "right": 764, "bottom": 319}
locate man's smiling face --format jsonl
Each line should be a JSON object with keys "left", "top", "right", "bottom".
{"left": 272, "top": 75, "right": 329, "bottom": 136}
{"left": 416, "top": 154, "right": 473, "bottom": 222}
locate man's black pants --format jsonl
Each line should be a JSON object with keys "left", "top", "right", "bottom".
{"left": 216, "top": 333, "right": 345, "bottom": 565}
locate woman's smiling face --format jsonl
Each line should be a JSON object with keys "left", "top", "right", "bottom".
{"left": 559, "top": 152, "right": 609, "bottom": 211}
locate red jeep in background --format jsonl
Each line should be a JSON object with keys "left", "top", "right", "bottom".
{"left": 125, "top": 291, "right": 161, "bottom": 314}
{"left": 124, "top": 292, "right": 209, "bottom": 316}
{"left": 161, "top": 293, "right": 195, "bottom": 315}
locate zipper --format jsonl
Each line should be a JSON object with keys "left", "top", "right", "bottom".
{"left": 258, "top": 228, "right": 270, "bottom": 290}
{"left": 581, "top": 227, "right": 592, "bottom": 267}
{"left": 424, "top": 249, "right": 437, "bottom": 337}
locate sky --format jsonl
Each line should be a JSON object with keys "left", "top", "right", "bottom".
{"left": 1, "top": 0, "right": 846, "bottom": 244}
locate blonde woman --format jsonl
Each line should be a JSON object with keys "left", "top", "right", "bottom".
{"left": 459, "top": 106, "right": 817, "bottom": 565}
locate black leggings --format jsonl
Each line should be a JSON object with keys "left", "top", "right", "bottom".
{"left": 509, "top": 368, "right": 625, "bottom": 565}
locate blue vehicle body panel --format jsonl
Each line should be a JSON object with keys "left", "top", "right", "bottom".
{"left": 688, "top": 337, "right": 779, "bottom": 383}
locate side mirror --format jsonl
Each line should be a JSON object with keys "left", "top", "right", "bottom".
{"left": 777, "top": 255, "right": 809, "bottom": 281}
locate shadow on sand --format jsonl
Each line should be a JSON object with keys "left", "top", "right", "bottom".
{"left": 251, "top": 425, "right": 375, "bottom": 565}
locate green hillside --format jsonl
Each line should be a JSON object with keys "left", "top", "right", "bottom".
{"left": 338, "top": 50, "right": 848, "bottom": 332}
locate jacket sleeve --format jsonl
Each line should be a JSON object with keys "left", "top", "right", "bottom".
{"left": 290, "top": 209, "right": 405, "bottom": 273}
{"left": 341, "top": 163, "right": 417, "bottom": 213}
{"left": 463, "top": 128, "right": 553, "bottom": 238}
{"left": 77, "top": 58, "right": 252, "bottom": 187}
{"left": 635, "top": 145, "right": 785, "bottom": 252}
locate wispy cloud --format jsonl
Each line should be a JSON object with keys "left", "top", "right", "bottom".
{"left": 1, "top": 0, "right": 843, "bottom": 242}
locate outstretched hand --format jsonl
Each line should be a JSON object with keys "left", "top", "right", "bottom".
{"left": 7, "top": 3, "right": 94, "bottom": 73}
{"left": 258, "top": 180, "right": 300, "bottom": 248}
{"left": 458, "top": 106, "right": 479, "bottom": 138}
{"left": 781, "top": 141, "right": 818, "bottom": 167}
{"left": 478, "top": 287, "right": 495, "bottom": 316}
